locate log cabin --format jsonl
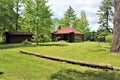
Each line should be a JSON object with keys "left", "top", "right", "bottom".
{"left": 4, "top": 32, "right": 33, "bottom": 43}
{"left": 52, "top": 26, "right": 84, "bottom": 42}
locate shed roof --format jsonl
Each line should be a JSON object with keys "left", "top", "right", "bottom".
{"left": 53, "top": 26, "right": 83, "bottom": 34}
{"left": 5, "top": 32, "right": 33, "bottom": 36}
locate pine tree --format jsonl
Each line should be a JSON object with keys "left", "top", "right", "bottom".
{"left": 60, "top": 6, "right": 77, "bottom": 27}
{"left": 97, "top": 0, "right": 114, "bottom": 33}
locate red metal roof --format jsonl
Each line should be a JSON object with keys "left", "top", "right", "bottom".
{"left": 53, "top": 26, "right": 83, "bottom": 34}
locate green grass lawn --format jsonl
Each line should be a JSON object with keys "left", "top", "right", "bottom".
{"left": 0, "top": 41, "right": 120, "bottom": 80}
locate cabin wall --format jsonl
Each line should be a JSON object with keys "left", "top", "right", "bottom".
{"left": 52, "top": 33, "right": 84, "bottom": 42}
{"left": 5, "top": 35, "right": 10, "bottom": 43}
{"left": 9, "top": 35, "right": 32, "bottom": 43}
{"left": 52, "top": 34, "right": 62, "bottom": 41}
{"left": 5, "top": 35, "right": 32, "bottom": 43}
{"left": 74, "top": 34, "right": 83, "bottom": 42}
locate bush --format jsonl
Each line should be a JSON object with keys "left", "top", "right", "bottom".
{"left": 22, "top": 39, "right": 32, "bottom": 45}
{"left": 106, "top": 34, "right": 113, "bottom": 44}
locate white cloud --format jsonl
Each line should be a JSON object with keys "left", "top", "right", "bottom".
{"left": 47, "top": 0, "right": 103, "bottom": 31}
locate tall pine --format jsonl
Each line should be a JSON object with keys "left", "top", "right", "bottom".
{"left": 97, "top": 0, "right": 114, "bottom": 33}
{"left": 60, "top": 6, "right": 77, "bottom": 27}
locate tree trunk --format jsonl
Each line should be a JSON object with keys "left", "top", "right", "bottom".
{"left": 111, "top": 0, "right": 120, "bottom": 52}
{"left": 16, "top": 1, "right": 19, "bottom": 32}
{"left": 36, "top": 1, "right": 39, "bottom": 45}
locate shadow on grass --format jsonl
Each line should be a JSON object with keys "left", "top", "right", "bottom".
{"left": 0, "top": 72, "right": 4, "bottom": 75}
{"left": 0, "top": 43, "right": 24, "bottom": 49}
{"left": 92, "top": 44, "right": 111, "bottom": 52}
{"left": 92, "top": 48, "right": 108, "bottom": 52}
{"left": 0, "top": 43, "right": 68, "bottom": 49}
{"left": 50, "top": 69, "right": 120, "bottom": 80}
{"left": 97, "top": 48, "right": 107, "bottom": 51}
{"left": 38, "top": 43, "right": 68, "bottom": 47}
{"left": 104, "top": 46, "right": 110, "bottom": 49}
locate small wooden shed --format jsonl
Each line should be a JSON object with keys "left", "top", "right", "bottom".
{"left": 52, "top": 26, "right": 84, "bottom": 42}
{"left": 4, "top": 32, "right": 33, "bottom": 43}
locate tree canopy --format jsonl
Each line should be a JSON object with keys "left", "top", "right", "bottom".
{"left": 97, "top": 0, "right": 114, "bottom": 33}
{"left": 60, "top": 6, "right": 77, "bottom": 27}
{"left": 0, "top": 0, "right": 53, "bottom": 43}
{"left": 76, "top": 10, "right": 90, "bottom": 40}
{"left": 0, "top": 0, "right": 16, "bottom": 33}
{"left": 24, "top": 0, "right": 53, "bottom": 44}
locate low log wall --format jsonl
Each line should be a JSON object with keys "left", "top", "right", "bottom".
{"left": 20, "top": 50, "right": 120, "bottom": 71}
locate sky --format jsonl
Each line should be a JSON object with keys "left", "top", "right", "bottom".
{"left": 47, "top": 0, "right": 103, "bottom": 31}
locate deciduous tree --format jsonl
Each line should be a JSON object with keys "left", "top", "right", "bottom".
{"left": 76, "top": 10, "right": 90, "bottom": 40}
{"left": 24, "top": 0, "right": 53, "bottom": 44}
{"left": 0, "top": 0, "right": 16, "bottom": 33}
{"left": 14, "top": 0, "right": 24, "bottom": 31}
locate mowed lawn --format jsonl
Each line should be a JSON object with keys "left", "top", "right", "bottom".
{"left": 0, "top": 41, "right": 120, "bottom": 80}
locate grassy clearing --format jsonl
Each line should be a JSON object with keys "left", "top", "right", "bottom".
{"left": 0, "top": 42, "right": 120, "bottom": 80}
{"left": 23, "top": 41, "right": 120, "bottom": 67}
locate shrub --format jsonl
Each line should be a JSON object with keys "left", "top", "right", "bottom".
{"left": 22, "top": 39, "right": 32, "bottom": 45}
{"left": 106, "top": 34, "right": 113, "bottom": 44}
